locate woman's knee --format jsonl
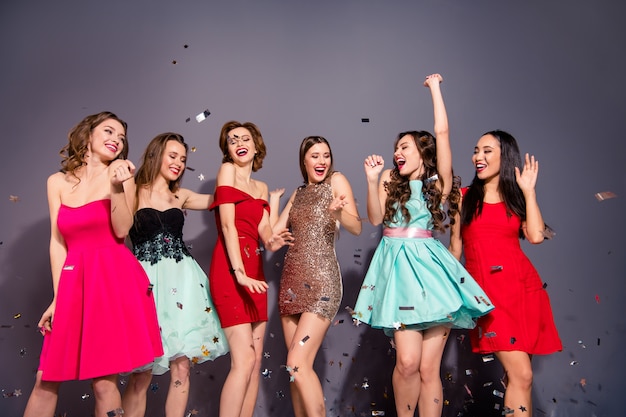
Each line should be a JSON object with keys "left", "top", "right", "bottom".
{"left": 92, "top": 376, "right": 119, "bottom": 397}
{"left": 506, "top": 364, "right": 533, "bottom": 388}
{"left": 395, "top": 353, "right": 420, "bottom": 376}
{"left": 128, "top": 371, "right": 152, "bottom": 393}
{"left": 170, "top": 358, "right": 191, "bottom": 382}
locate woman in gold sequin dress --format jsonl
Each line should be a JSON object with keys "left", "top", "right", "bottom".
{"left": 271, "top": 136, "right": 361, "bottom": 417}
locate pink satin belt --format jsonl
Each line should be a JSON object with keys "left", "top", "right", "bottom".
{"left": 383, "top": 227, "right": 432, "bottom": 238}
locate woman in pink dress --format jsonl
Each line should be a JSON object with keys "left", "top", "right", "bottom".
{"left": 23, "top": 111, "right": 163, "bottom": 417}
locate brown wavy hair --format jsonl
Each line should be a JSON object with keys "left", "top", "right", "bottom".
{"left": 218, "top": 121, "right": 266, "bottom": 172}
{"left": 60, "top": 111, "right": 128, "bottom": 175}
{"left": 383, "top": 131, "right": 460, "bottom": 232}
{"left": 135, "top": 132, "right": 188, "bottom": 194}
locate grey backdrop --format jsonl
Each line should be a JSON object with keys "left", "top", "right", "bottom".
{"left": 1, "top": 1, "right": 624, "bottom": 416}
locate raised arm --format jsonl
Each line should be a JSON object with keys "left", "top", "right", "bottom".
{"left": 180, "top": 188, "right": 213, "bottom": 210}
{"left": 424, "top": 74, "right": 452, "bottom": 200}
{"left": 449, "top": 198, "right": 463, "bottom": 261}
{"left": 109, "top": 159, "right": 137, "bottom": 238}
{"left": 329, "top": 172, "right": 362, "bottom": 235}
{"left": 270, "top": 188, "right": 295, "bottom": 231}
{"left": 257, "top": 181, "right": 294, "bottom": 252}
{"left": 516, "top": 153, "right": 545, "bottom": 244}
{"left": 39, "top": 173, "right": 68, "bottom": 333}
{"left": 363, "top": 154, "right": 389, "bottom": 226}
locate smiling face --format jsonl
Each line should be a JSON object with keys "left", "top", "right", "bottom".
{"left": 472, "top": 134, "right": 501, "bottom": 183}
{"left": 88, "top": 118, "right": 126, "bottom": 161}
{"left": 394, "top": 134, "right": 424, "bottom": 179}
{"left": 160, "top": 140, "right": 187, "bottom": 182}
{"left": 226, "top": 126, "right": 256, "bottom": 165}
{"left": 303, "top": 142, "right": 332, "bottom": 184}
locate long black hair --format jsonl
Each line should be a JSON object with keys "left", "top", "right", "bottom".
{"left": 461, "top": 130, "right": 527, "bottom": 237}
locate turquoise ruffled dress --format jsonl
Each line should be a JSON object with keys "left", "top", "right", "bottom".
{"left": 130, "top": 208, "right": 229, "bottom": 375}
{"left": 353, "top": 180, "right": 493, "bottom": 335}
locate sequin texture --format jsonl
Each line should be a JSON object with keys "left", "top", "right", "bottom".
{"left": 279, "top": 181, "right": 341, "bottom": 320}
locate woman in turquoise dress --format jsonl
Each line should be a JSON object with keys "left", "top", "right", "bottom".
{"left": 353, "top": 74, "right": 493, "bottom": 417}
{"left": 123, "top": 133, "right": 228, "bottom": 417}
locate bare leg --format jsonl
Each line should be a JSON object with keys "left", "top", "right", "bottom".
{"left": 392, "top": 330, "right": 423, "bottom": 417}
{"left": 23, "top": 371, "right": 61, "bottom": 417}
{"left": 240, "top": 321, "right": 266, "bottom": 417}
{"left": 281, "top": 315, "right": 306, "bottom": 417}
{"left": 121, "top": 371, "right": 152, "bottom": 417}
{"left": 283, "top": 313, "right": 330, "bottom": 417}
{"left": 166, "top": 357, "right": 191, "bottom": 417}
{"left": 417, "top": 326, "right": 448, "bottom": 417}
{"left": 218, "top": 323, "right": 261, "bottom": 417}
{"left": 496, "top": 351, "right": 533, "bottom": 417}
{"left": 93, "top": 374, "right": 122, "bottom": 417}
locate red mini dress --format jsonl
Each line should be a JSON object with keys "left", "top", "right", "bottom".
{"left": 209, "top": 186, "right": 269, "bottom": 328}
{"left": 461, "top": 196, "right": 562, "bottom": 354}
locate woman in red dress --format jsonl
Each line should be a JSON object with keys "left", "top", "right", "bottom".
{"left": 450, "top": 130, "right": 562, "bottom": 417}
{"left": 209, "top": 121, "right": 292, "bottom": 417}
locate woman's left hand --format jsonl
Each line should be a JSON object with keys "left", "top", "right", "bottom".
{"left": 328, "top": 194, "right": 348, "bottom": 219}
{"left": 109, "top": 159, "right": 136, "bottom": 185}
{"left": 515, "top": 153, "right": 539, "bottom": 195}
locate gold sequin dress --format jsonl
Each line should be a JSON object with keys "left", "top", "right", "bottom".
{"left": 279, "top": 181, "right": 341, "bottom": 321}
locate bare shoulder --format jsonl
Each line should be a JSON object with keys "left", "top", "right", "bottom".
{"left": 254, "top": 179, "right": 269, "bottom": 199}
{"left": 330, "top": 171, "right": 351, "bottom": 188}
{"left": 47, "top": 171, "right": 73, "bottom": 191}
{"left": 216, "top": 162, "right": 236, "bottom": 185}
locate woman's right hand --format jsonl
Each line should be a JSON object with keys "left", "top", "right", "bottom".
{"left": 364, "top": 154, "right": 384, "bottom": 182}
{"left": 37, "top": 301, "right": 56, "bottom": 335}
{"left": 269, "top": 188, "right": 285, "bottom": 200}
{"left": 233, "top": 269, "right": 269, "bottom": 294}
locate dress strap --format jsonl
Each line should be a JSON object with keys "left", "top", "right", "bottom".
{"left": 383, "top": 227, "right": 432, "bottom": 239}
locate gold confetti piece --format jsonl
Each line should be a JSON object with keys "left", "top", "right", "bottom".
{"left": 13, "top": 313, "right": 21, "bottom": 319}
{"left": 595, "top": 191, "right": 617, "bottom": 201}
{"left": 9, "top": 195, "right": 19, "bottom": 202}
{"left": 191, "top": 146, "right": 197, "bottom": 152}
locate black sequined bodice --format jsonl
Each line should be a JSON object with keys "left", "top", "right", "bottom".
{"left": 130, "top": 208, "right": 191, "bottom": 265}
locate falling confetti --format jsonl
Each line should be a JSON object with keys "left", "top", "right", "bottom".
{"left": 299, "top": 335, "right": 310, "bottom": 346}
{"left": 196, "top": 109, "right": 211, "bottom": 123}
{"left": 543, "top": 225, "right": 556, "bottom": 239}
{"left": 191, "top": 146, "right": 197, "bottom": 152}
{"left": 594, "top": 191, "right": 616, "bottom": 201}
{"left": 9, "top": 195, "right": 19, "bottom": 202}
{"left": 197, "top": 173, "right": 205, "bottom": 181}
{"left": 261, "top": 368, "right": 272, "bottom": 379}
{"left": 13, "top": 313, "right": 21, "bottom": 319}
{"left": 490, "top": 265, "right": 503, "bottom": 272}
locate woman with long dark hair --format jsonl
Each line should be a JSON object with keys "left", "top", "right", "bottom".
{"left": 450, "top": 130, "right": 562, "bottom": 417}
